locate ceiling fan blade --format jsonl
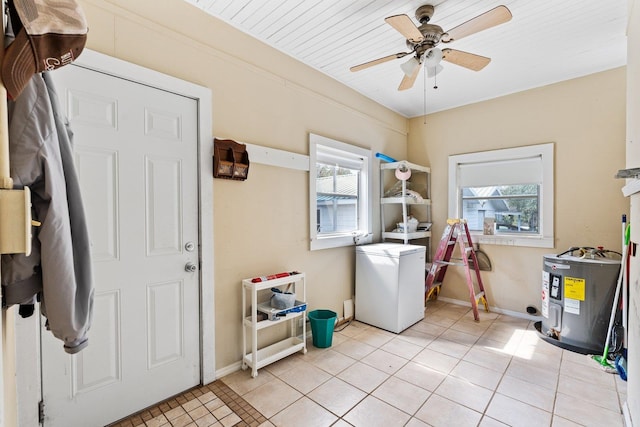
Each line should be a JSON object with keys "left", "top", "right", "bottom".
{"left": 350, "top": 52, "right": 411, "bottom": 72}
{"left": 385, "top": 14, "right": 424, "bottom": 43}
{"left": 443, "top": 5, "right": 512, "bottom": 43}
{"left": 442, "top": 48, "right": 491, "bottom": 71}
{"left": 398, "top": 62, "right": 421, "bottom": 91}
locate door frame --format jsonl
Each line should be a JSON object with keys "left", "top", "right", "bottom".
{"left": 14, "top": 49, "right": 215, "bottom": 426}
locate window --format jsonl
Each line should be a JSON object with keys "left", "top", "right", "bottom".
{"left": 309, "top": 133, "right": 373, "bottom": 250}
{"left": 448, "top": 143, "right": 554, "bottom": 248}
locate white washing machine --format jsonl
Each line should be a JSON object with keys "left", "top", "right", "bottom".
{"left": 355, "top": 243, "right": 426, "bottom": 333}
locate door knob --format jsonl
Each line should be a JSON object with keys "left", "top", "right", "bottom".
{"left": 185, "top": 262, "right": 197, "bottom": 272}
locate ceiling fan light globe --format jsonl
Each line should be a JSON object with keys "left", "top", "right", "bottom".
{"left": 424, "top": 48, "right": 443, "bottom": 68}
{"left": 400, "top": 57, "right": 420, "bottom": 76}
{"left": 426, "top": 64, "right": 444, "bottom": 78}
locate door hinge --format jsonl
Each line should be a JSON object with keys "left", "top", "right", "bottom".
{"left": 38, "top": 400, "right": 45, "bottom": 424}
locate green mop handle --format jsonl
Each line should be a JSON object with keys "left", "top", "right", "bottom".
{"left": 594, "top": 222, "right": 630, "bottom": 366}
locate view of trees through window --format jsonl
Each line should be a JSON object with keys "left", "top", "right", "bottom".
{"left": 462, "top": 184, "right": 539, "bottom": 233}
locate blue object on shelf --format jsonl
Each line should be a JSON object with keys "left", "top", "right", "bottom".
{"left": 257, "top": 300, "right": 307, "bottom": 320}
{"left": 281, "top": 303, "right": 306, "bottom": 315}
{"left": 375, "top": 152, "right": 397, "bottom": 163}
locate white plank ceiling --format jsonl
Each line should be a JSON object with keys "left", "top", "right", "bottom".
{"left": 184, "top": 0, "right": 628, "bottom": 118}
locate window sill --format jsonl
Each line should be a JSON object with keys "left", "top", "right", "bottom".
{"left": 471, "top": 233, "right": 554, "bottom": 248}
{"left": 310, "top": 233, "right": 373, "bottom": 251}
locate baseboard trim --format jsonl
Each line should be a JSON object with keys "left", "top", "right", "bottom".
{"left": 215, "top": 361, "right": 242, "bottom": 380}
{"left": 435, "top": 296, "right": 541, "bottom": 322}
{"left": 623, "top": 401, "right": 633, "bottom": 427}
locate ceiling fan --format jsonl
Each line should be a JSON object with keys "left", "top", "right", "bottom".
{"left": 350, "top": 4, "right": 512, "bottom": 91}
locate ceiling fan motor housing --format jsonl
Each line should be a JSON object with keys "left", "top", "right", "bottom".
{"left": 418, "top": 23, "right": 443, "bottom": 46}
{"left": 406, "top": 23, "right": 443, "bottom": 51}
{"left": 412, "top": 5, "right": 443, "bottom": 48}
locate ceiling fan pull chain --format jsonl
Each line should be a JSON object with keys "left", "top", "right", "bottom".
{"left": 423, "top": 63, "right": 427, "bottom": 124}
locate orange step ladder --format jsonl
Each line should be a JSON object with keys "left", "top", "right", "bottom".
{"left": 425, "top": 219, "right": 489, "bottom": 321}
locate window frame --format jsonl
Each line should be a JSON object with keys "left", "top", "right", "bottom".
{"left": 309, "top": 133, "right": 373, "bottom": 251}
{"left": 448, "top": 143, "right": 554, "bottom": 248}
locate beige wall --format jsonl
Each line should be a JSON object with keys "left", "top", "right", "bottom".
{"left": 626, "top": 0, "right": 639, "bottom": 423}
{"left": 77, "top": 0, "right": 408, "bottom": 370}
{"left": 408, "top": 68, "right": 628, "bottom": 314}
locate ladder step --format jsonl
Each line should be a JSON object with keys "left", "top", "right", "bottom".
{"left": 475, "top": 291, "right": 485, "bottom": 301}
{"left": 450, "top": 257, "right": 467, "bottom": 263}
{"left": 435, "top": 260, "right": 464, "bottom": 267}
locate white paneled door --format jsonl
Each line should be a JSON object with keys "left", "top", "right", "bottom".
{"left": 41, "top": 65, "right": 201, "bottom": 427}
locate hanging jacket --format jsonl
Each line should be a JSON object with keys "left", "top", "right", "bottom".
{"left": 1, "top": 69, "right": 94, "bottom": 354}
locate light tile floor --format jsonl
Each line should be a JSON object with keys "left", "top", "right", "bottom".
{"left": 116, "top": 300, "right": 627, "bottom": 426}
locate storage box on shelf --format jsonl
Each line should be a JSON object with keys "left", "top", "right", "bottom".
{"left": 241, "top": 272, "right": 307, "bottom": 377}
{"left": 380, "top": 161, "right": 432, "bottom": 256}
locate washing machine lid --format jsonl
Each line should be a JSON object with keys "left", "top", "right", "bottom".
{"left": 356, "top": 243, "right": 425, "bottom": 257}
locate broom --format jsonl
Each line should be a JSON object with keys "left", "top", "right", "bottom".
{"left": 592, "top": 223, "right": 630, "bottom": 368}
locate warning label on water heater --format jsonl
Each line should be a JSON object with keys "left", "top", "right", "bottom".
{"left": 565, "top": 298, "right": 580, "bottom": 315}
{"left": 564, "top": 276, "right": 586, "bottom": 301}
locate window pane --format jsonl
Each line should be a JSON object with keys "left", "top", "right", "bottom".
{"left": 462, "top": 184, "right": 539, "bottom": 234}
{"left": 316, "top": 162, "right": 359, "bottom": 234}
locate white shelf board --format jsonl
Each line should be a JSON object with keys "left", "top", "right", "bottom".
{"left": 242, "top": 273, "right": 304, "bottom": 291}
{"left": 381, "top": 197, "right": 431, "bottom": 205}
{"left": 383, "top": 231, "right": 431, "bottom": 240}
{"left": 244, "top": 309, "right": 305, "bottom": 330}
{"left": 380, "top": 161, "right": 431, "bottom": 173}
{"left": 243, "top": 337, "right": 305, "bottom": 370}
